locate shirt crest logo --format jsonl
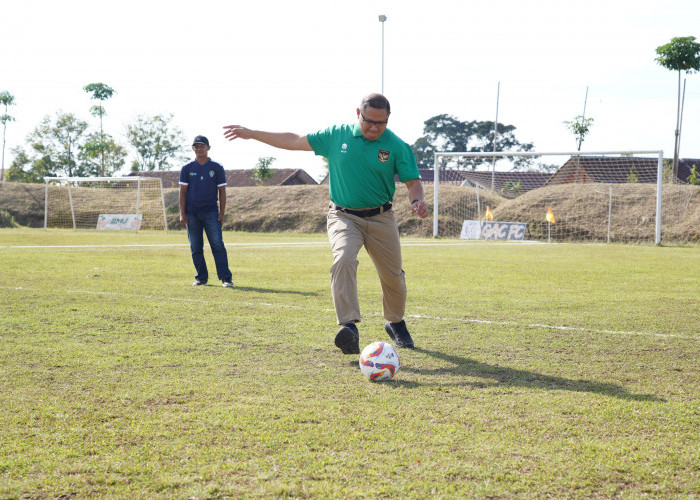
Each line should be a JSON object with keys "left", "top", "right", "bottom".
{"left": 209, "top": 171, "right": 215, "bottom": 177}
{"left": 377, "top": 149, "right": 390, "bottom": 163}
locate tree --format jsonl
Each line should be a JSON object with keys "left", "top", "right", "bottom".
{"left": 563, "top": 115, "right": 594, "bottom": 151}
{"left": 6, "top": 147, "right": 54, "bottom": 183}
{"left": 410, "top": 114, "right": 534, "bottom": 170}
{"left": 627, "top": 166, "right": 640, "bottom": 184}
{"left": 11, "top": 112, "right": 90, "bottom": 180}
{"left": 79, "top": 132, "right": 127, "bottom": 177}
{"left": 1, "top": 90, "right": 16, "bottom": 182}
{"left": 501, "top": 180, "right": 523, "bottom": 197}
{"left": 83, "top": 83, "right": 116, "bottom": 177}
{"left": 44, "top": 113, "right": 90, "bottom": 177}
{"left": 10, "top": 109, "right": 126, "bottom": 181}
{"left": 655, "top": 36, "right": 700, "bottom": 180}
{"left": 662, "top": 159, "right": 676, "bottom": 184}
{"left": 126, "top": 114, "right": 187, "bottom": 171}
{"left": 688, "top": 164, "right": 700, "bottom": 186}
{"left": 251, "top": 156, "right": 276, "bottom": 185}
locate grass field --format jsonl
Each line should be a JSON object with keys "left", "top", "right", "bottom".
{"left": 1, "top": 229, "right": 699, "bottom": 498}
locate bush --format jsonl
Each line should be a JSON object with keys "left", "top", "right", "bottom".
{"left": 0, "top": 209, "right": 18, "bottom": 228}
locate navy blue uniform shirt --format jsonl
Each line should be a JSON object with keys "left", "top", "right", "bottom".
{"left": 179, "top": 159, "right": 227, "bottom": 212}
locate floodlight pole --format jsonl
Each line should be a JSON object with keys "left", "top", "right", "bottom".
{"left": 379, "top": 15, "right": 387, "bottom": 94}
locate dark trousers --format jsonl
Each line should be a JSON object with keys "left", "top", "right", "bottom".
{"left": 186, "top": 210, "right": 232, "bottom": 282}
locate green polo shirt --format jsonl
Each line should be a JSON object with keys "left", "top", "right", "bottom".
{"left": 307, "top": 123, "right": 420, "bottom": 209}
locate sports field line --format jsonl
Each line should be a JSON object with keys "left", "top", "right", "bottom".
{"left": 406, "top": 314, "right": 680, "bottom": 339}
{"left": 1, "top": 285, "right": 685, "bottom": 340}
{"left": 0, "top": 242, "right": 324, "bottom": 249}
{"left": 0, "top": 239, "right": 543, "bottom": 250}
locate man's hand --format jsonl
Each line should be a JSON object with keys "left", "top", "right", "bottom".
{"left": 179, "top": 214, "right": 188, "bottom": 228}
{"left": 223, "top": 125, "right": 253, "bottom": 141}
{"left": 411, "top": 200, "right": 429, "bottom": 219}
{"left": 405, "top": 179, "right": 428, "bottom": 219}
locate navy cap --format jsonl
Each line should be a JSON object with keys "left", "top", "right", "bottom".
{"left": 192, "top": 135, "right": 209, "bottom": 146}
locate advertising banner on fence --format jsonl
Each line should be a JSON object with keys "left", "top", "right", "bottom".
{"left": 460, "top": 220, "right": 527, "bottom": 241}
{"left": 97, "top": 214, "right": 142, "bottom": 231}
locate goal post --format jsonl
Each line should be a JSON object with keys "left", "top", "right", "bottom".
{"left": 44, "top": 176, "right": 168, "bottom": 231}
{"left": 430, "top": 150, "right": 686, "bottom": 244}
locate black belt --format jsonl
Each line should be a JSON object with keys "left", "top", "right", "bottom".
{"left": 334, "top": 202, "right": 392, "bottom": 218}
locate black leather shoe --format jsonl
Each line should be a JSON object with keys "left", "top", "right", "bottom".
{"left": 335, "top": 322, "right": 360, "bottom": 354}
{"left": 385, "top": 320, "right": 415, "bottom": 348}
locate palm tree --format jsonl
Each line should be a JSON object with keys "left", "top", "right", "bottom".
{"left": 0, "top": 90, "right": 16, "bottom": 183}
{"left": 83, "top": 83, "right": 116, "bottom": 177}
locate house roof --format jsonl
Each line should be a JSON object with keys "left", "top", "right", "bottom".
{"left": 417, "top": 169, "right": 469, "bottom": 184}
{"left": 319, "top": 156, "right": 700, "bottom": 194}
{"left": 223, "top": 168, "right": 317, "bottom": 187}
{"left": 545, "top": 156, "right": 699, "bottom": 186}
{"left": 129, "top": 168, "right": 318, "bottom": 188}
{"left": 457, "top": 171, "right": 552, "bottom": 193}
{"left": 417, "top": 169, "right": 552, "bottom": 196}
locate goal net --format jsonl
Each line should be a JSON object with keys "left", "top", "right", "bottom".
{"left": 44, "top": 177, "right": 168, "bottom": 231}
{"left": 431, "top": 151, "right": 699, "bottom": 244}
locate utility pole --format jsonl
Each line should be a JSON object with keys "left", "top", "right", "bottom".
{"left": 378, "top": 15, "right": 387, "bottom": 94}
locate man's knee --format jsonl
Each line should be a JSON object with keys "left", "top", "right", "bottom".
{"left": 209, "top": 239, "right": 226, "bottom": 253}
{"left": 331, "top": 256, "right": 358, "bottom": 275}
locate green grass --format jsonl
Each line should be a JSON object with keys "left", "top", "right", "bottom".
{"left": 1, "top": 229, "right": 699, "bottom": 498}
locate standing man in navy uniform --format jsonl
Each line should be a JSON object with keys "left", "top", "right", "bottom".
{"left": 223, "top": 94, "right": 428, "bottom": 353}
{"left": 179, "top": 135, "right": 234, "bottom": 288}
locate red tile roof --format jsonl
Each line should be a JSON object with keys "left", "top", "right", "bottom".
{"left": 417, "top": 169, "right": 552, "bottom": 197}
{"left": 129, "top": 169, "right": 317, "bottom": 188}
{"left": 545, "top": 156, "right": 698, "bottom": 186}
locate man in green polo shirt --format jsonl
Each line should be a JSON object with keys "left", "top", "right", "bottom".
{"left": 223, "top": 93, "right": 428, "bottom": 354}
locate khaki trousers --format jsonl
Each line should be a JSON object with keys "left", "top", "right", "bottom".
{"left": 327, "top": 206, "right": 406, "bottom": 325}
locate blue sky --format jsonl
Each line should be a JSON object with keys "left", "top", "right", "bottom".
{"left": 2, "top": 0, "right": 699, "bottom": 180}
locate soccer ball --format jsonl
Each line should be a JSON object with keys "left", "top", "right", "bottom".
{"left": 359, "top": 341, "right": 401, "bottom": 381}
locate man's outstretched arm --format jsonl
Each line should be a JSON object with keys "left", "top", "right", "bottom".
{"left": 223, "top": 125, "right": 313, "bottom": 151}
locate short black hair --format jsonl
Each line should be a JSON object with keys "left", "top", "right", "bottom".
{"left": 360, "top": 93, "right": 391, "bottom": 115}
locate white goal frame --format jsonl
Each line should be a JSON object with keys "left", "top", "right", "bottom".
{"left": 44, "top": 176, "right": 168, "bottom": 231}
{"left": 432, "top": 150, "right": 665, "bottom": 244}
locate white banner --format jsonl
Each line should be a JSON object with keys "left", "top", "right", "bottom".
{"left": 97, "top": 214, "right": 142, "bottom": 230}
{"left": 460, "top": 220, "right": 482, "bottom": 240}
{"left": 461, "top": 220, "right": 527, "bottom": 241}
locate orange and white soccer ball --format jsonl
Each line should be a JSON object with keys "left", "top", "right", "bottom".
{"left": 359, "top": 341, "right": 401, "bottom": 381}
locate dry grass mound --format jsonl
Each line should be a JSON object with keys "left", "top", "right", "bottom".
{"left": 0, "top": 182, "right": 46, "bottom": 227}
{"left": 2, "top": 181, "right": 698, "bottom": 243}
{"left": 494, "top": 183, "right": 700, "bottom": 243}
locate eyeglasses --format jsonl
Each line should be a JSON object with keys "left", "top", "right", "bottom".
{"left": 360, "top": 113, "right": 389, "bottom": 127}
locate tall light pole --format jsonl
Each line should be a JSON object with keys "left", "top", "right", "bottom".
{"left": 378, "top": 15, "right": 387, "bottom": 94}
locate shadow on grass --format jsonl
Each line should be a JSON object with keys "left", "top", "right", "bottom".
{"left": 395, "top": 347, "right": 664, "bottom": 402}
{"left": 196, "top": 283, "right": 318, "bottom": 296}
{"left": 235, "top": 285, "right": 318, "bottom": 296}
